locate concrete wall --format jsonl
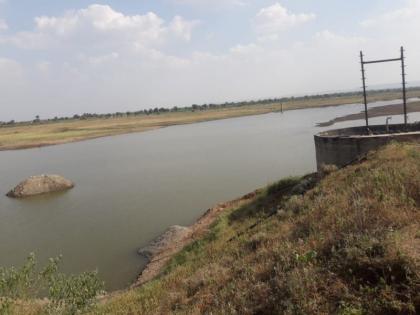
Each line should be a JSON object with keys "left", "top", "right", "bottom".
{"left": 314, "top": 123, "right": 420, "bottom": 171}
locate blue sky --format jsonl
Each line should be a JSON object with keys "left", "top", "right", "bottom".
{"left": 0, "top": 0, "right": 419, "bottom": 120}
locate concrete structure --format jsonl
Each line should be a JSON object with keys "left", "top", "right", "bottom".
{"left": 314, "top": 123, "right": 420, "bottom": 171}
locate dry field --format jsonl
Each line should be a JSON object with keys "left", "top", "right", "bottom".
{"left": 1, "top": 90, "right": 419, "bottom": 151}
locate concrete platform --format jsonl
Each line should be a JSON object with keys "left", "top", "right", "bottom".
{"left": 314, "top": 122, "right": 420, "bottom": 171}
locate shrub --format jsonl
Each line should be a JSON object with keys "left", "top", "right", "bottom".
{"left": 0, "top": 254, "right": 104, "bottom": 315}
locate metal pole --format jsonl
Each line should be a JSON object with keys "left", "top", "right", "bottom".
{"left": 401, "top": 46, "right": 408, "bottom": 127}
{"left": 360, "top": 51, "right": 369, "bottom": 128}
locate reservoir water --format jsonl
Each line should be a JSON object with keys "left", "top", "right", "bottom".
{"left": 1, "top": 99, "right": 419, "bottom": 290}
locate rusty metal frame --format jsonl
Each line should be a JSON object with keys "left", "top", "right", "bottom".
{"left": 360, "top": 46, "right": 407, "bottom": 130}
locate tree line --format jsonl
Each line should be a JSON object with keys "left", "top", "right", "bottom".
{"left": 1, "top": 87, "right": 419, "bottom": 127}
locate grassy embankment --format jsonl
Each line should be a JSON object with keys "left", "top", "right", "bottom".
{"left": 83, "top": 142, "right": 419, "bottom": 314}
{"left": 4, "top": 142, "right": 420, "bottom": 314}
{"left": 1, "top": 90, "right": 420, "bottom": 151}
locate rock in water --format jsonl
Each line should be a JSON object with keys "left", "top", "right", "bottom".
{"left": 138, "top": 225, "right": 191, "bottom": 260}
{"left": 7, "top": 175, "right": 74, "bottom": 198}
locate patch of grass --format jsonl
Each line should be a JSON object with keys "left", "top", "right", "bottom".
{"left": 228, "top": 176, "right": 305, "bottom": 222}
{"left": 163, "top": 214, "right": 233, "bottom": 280}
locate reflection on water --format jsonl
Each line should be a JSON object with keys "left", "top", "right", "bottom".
{"left": 1, "top": 100, "right": 419, "bottom": 290}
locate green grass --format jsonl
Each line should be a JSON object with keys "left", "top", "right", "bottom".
{"left": 86, "top": 142, "right": 420, "bottom": 315}
{"left": 1, "top": 254, "right": 103, "bottom": 315}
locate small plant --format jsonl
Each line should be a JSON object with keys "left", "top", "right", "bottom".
{"left": 319, "top": 164, "right": 338, "bottom": 177}
{"left": 295, "top": 250, "right": 317, "bottom": 264}
{"left": 266, "top": 177, "right": 302, "bottom": 196}
{"left": 284, "top": 195, "right": 305, "bottom": 214}
{"left": 47, "top": 271, "right": 104, "bottom": 314}
{"left": 0, "top": 254, "right": 104, "bottom": 315}
{"left": 338, "top": 301, "right": 363, "bottom": 315}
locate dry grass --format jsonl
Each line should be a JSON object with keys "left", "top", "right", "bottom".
{"left": 1, "top": 90, "right": 419, "bottom": 151}
{"left": 88, "top": 142, "right": 420, "bottom": 315}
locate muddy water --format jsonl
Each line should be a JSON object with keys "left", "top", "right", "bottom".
{"left": 1, "top": 99, "right": 419, "bottom": 290}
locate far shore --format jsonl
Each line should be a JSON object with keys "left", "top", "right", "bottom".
{"left": 317, "top": 101, "right": 420, "bottom": 127}
{"left": 1, "top": 90, "right": 420, "bottom": 151}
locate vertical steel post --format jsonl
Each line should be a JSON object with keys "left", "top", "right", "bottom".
{"left": 401, "top": 46, "right": 408, "bottom": 127}
{"left": 360, "top": 51, "right": 369, "bottom": 128}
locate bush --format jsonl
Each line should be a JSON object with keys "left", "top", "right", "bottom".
{"left": 0, "top": 254, "right": 104, "bottom": 315}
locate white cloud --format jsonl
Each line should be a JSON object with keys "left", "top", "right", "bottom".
{"left": 0, "top": 57, "right": 22, "bottom": 75}
{"left": 4, "top": 31, "right": 50, "bottom": 49}
{"left": 170, "top": 16, "right": 200, "bottom": 41}
{"left": 361, "top": 0, "right": 420, "bottom": 27}
{"left": 34, "top": 5, "right": 165, "bottom": 38}
{"left": 173, "top": 0, "right": 247, "bottom": 7}
{"left": 3, "top": 4, "right": 198, "bottom": 51}
{"left": 313, "top": 30, "right": 366, "bottom": 46}
{"left": 0, "top": 18, "right": 7, "bottom": 31}
{"left": 0, "top": 58, "right": 25, "bottom": 115}
{"left": 358, "top": 0, "right": 420, "bottom": 73}
{"left": 81, "top": 52, "right": 119, "bottom": 66}
{"left": 254, "top": 3, "right": 315, "bottom": 40}
{"left": 36, "top": 61, "right": 51, "bottom": 74}
{"left": 229, "top": 43, "right": 263, "bottom": 55}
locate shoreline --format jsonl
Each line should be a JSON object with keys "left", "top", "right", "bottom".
{"left": 317, "top": 101, "right": 420, "bottom": 127}
{"left": 133, "top": 190, "right": 259, "bottom": 287}
{"left": 2, "top": 91, "right": 420, "bottom": 152}
{"left": 0, "top": 111, "right": 273, "bottom": 152}
{"left": 0, "top": 126, "right": 162, "bottom": 151}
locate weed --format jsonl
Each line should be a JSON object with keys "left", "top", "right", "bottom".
{"left": 0, "top": 254, "right": 104, "bottom": 315}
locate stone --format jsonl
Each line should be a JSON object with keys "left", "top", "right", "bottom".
{"left": 7, "top": 174, "right": 74, "bottom": 198}
{"left": 138, "top": 225, "right": 191, "bottom": 260}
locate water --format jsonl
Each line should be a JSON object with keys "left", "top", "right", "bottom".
{"left": 1, "top": 99, "right": 419, "bottom": 290}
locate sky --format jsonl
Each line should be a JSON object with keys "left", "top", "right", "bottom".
{"left": 0, "top": 0, "right": 419, "bottom": 121}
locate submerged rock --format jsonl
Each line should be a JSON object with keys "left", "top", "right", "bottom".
{"left": 138, "top": 225, "right": 191, "bottom": 260}
{"left": 7, "top": 174, "right": 74, "bottom": 198}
